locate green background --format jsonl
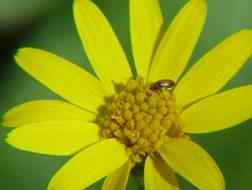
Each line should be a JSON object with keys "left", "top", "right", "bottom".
{"left": 1, "top": 0, "right": 252, "bottom": 189}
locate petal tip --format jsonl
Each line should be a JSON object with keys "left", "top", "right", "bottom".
{"left": 1, "top": 110, "right": 15, "bottom": 128}
{"left": 14, "top": 47, "right": 31, "bottom": 64}
{"left": 14, "top": 48, "right": 22, "bottom": 60}
{"left": 5, "top": 132, "right": 15, "bottom": 147}
{"left": 15, "top": 47, "right": 28, "bottom": 57}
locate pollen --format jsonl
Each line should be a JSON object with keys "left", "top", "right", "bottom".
{"left": 99, "top": 78, "right": 182, "bottom": 165}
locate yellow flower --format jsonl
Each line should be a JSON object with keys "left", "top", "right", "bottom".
{"left": 3, "top": 0, "right": 252, "bottom": 189}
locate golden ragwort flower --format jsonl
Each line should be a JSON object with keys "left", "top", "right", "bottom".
{"left": 3, "top": 0, "right": 252, "bottom": 189}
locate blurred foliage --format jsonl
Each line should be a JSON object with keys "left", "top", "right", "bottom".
{"left": 0, "top": 0, "right": 252, "bottom": 190}
{"left": 0, "top": 0, "right": 63, "bottom": 31}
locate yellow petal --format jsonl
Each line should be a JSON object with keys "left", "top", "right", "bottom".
{"left": 159, "top": 138, "right": 225, "bottom": 190}
{"left": 48, "top": 139, "right": 128, "bottom": 190}
{"left": 130, "top": 0, "right": 163, "bottom": 77}
{"left": 175, "top": 30, "right": 252, "bottom": 107}
{"left": 102, "top": 160, "right": 131, "bottom": 190}
{"left": 2, "top": 100, "right": 95, "bottom": 127}
{"left": 73, "top": 0, "right": 132, "bottom": 93}
{"left": 145, "top": 156, "right": 179, "bottom": 190}
{"left": 6, "top": 121, "right": 100, "bottom": 156}
{"left": 182, "top": 85, "right": 252, "bottom": 133}
{"left": 15, "top": 48, "right": 105, "bottom": 112}
{"left": 148, "top": 0, "right": 207, "bottom": 82}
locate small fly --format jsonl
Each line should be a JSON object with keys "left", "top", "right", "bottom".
{"left": 150, "top": 79, "right": 176, "bottom": 91}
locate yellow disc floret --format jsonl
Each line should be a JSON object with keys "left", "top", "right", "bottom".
{"left": 99, "top": 78, "right": 182, "bottom": 165}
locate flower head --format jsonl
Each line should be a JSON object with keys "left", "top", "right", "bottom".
{"left": 3, "top": 0, "right": 252, "bottom": 190}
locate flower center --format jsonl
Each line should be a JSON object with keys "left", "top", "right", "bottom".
{"left": 98, "top": 78, "right": 182, "bottom": 165}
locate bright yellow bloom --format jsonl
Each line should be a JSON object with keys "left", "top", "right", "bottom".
{"left": 3, "top": 0, "right": 252, "bottom": 189}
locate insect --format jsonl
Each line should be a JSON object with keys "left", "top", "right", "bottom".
{"left": 150, "top": 79, "right": 176, "bottom": 91}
